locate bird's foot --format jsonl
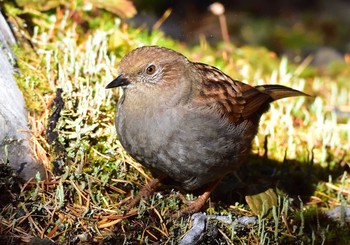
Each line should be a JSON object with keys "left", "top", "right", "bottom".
{"left": 172, "top": 190, "right": 212, "bottom": 218}
{"left": 172, "top": 178, "right": 223, "bottom": 218}
{"left": 126, "top": 176, "right": 164, "bottom": 211}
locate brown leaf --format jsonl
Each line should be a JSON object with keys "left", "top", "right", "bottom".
{"left": 88, "top": 0, "right": 137, "bottom": 19}
{"left": 245, "top": 188, "right": 278, "bottom": 217}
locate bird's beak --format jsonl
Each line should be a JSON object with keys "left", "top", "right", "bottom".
{"left": 106, "top": 74, "right": 130, "bottom": 89}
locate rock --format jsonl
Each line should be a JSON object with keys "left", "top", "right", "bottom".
{"left": 179, "top": 213, "right": 207, "bottom": 245}
{"left": 179, "top": 212, "right": 257, "bottom": 244}
{"left": 311, "top": 46, "right": 344, "bottom": 67}
{"left": 0, "top": 10, "right": 46, "bottom": 181}
{"left": 325, "top": 206, "right": 350, "bottom": 221}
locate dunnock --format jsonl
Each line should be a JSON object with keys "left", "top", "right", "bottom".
{"left": 106, "top": 46, "right": 308, "bottom": 215}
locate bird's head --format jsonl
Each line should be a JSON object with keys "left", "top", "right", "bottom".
{"left": 106, "top": 46, "right": 192, "bottom": 91}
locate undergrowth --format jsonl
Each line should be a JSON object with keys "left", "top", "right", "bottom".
{"left": 0, "top": 3, "right": 349, "bottom": 244}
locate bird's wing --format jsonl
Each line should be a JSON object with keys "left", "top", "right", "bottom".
{"left": 192, "top": 63, "right": 272, "bottom": 123}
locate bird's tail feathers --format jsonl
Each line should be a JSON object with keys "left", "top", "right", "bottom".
{"left": 255, "top": 84, "right": 310, "bottom": 101}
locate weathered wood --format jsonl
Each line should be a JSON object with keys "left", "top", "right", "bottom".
{"left": 0, "top": 10, "right": 46, "bottom": 181}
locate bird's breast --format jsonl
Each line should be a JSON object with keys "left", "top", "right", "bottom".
{"left": 115, "top": 98, "right": 260, "bottom": 190}
{"left": 116, "top": 99, "right": 181, "bottom": 163}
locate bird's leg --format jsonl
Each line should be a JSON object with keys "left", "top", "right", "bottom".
{"left": 127, "top": 176, "right": 165, "bottom": 211}
{"left": 172, "top": 177, "right": 223, "bottom": 218}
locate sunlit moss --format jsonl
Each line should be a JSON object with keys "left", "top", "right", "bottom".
{"left": 1, "top": 3, "right": 349, "bottom": 244}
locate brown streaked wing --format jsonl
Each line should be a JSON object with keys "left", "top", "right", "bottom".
{"left": 193, "top": 62, "right": 271, "bottom": 123}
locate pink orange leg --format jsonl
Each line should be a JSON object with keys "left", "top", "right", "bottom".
{"left": 172, "top": 177, "right": 223, "bottom": 218}
{"left": 127, "top": 176, "right": 165, "bottom": 210}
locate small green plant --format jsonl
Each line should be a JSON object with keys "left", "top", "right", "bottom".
{"left": 1, "top": 3, "right": 349, "bottom": 244}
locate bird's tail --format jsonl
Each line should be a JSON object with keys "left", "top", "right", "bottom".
{"left": 254, "top": 84, "right": 310, "bottom": 101}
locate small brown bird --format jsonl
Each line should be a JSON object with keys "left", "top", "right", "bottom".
{"left": 106, "top": 46, "right": 308, "bottom": 215}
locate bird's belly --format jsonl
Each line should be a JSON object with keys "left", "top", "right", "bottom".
{"left": 116, "top": 106, "right": 258, "bottom": 191}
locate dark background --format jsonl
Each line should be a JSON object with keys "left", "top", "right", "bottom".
{"left": 131, "top": 0, "right": 350, "bottom": 61}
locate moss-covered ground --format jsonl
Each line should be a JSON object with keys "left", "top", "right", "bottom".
{"left": 1, "top": 2, "right": 349, "bottom": 244}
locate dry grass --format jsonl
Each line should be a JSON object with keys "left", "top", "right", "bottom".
{"left": 1, "top": 6, "right": 350, "bottom": 244}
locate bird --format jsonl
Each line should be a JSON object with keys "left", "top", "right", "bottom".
{"left": 106, "top": 46, "right": 309, "bottom": 216}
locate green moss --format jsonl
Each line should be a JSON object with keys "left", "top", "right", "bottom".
{"left": 293, "top": 206, "right": 350, "bottom": 244}
{"left": 13, "top": 47, "right": 53, "bottom": 113}
{"left": 1, "top": 2, "right": 349, "bottom": 244}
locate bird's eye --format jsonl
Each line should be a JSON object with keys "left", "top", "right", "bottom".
{"left": 146, "top": 65, "right": 156, "bottom": 75}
